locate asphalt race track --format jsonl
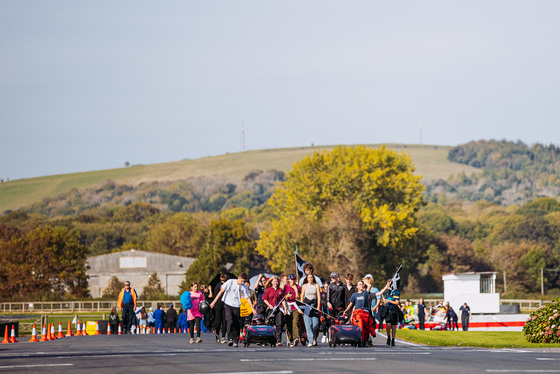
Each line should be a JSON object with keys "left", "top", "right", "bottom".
{"left": 1, "top": 332, "right": 559, "bottom": 374}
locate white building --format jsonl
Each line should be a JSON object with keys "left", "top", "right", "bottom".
{"left": 442, "top": 272, "right": 499, "bottom": 314}
{"left": 87, "top": 249, "right": 195, "bottom": 298}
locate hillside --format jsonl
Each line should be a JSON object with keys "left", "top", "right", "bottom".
{"left": 0, "top": 144, "right": 478, "bottom": 213}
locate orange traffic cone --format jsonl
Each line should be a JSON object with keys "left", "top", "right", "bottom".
{"left": 137, "top": 325, "right": 140, "bottom": 334}
{"left": 1, "top": 326, "right": 9, "bottom": 344}
{"left": 117, "top": 323, "right": 122, "bottom": 335}
{"left": 94, "top": 321, "right": 101, "bottom": 335}
{"left": 57, "top": 322, "right": 65, "bottom": 338}
{"left": 29, "top": 324, "right": 39, "bottom": 342}
{"left": 82, "top": 322, "right": 88, "bottom": 336}
{"left": 49, "top": 323, "right": 56, "bottom": 340}
{"left": 76, "top": 320, "right": 81, "bottom": 335}
{"left": 65, "top": 321, "right": 73, "bottom": 337}
{"left": 9, "top": 325, "right": 18, "bottom": 343}
{"left": 107, "top": 323, "right": 112, "bottom": 335}
{"left": 39, "top": 324, "right": 49, "bottom": 341}
{"left": 152, "top": 327, "right": 155, "bottom": 334}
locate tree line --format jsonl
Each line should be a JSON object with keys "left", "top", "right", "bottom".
{"left": 2, "top": 143, "right": 560, "bottom": 301}
{"left": 426, "top": 139, "right": 560, "bottom": 205}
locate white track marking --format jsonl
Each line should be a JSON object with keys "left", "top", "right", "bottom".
{"left": 0, "top": 364, "right": 73, "bottom": 369}
{"left": 487, "top": 370, "right": 560, "bottom": 373}
{"left": 240, "top": 358, "right": 377, "bottom": 362}
{"left": 192, "top": 372, "right": 293, "bottom": 374}
{"left": 377, "top": 332, "right": 422, "bottom": 347}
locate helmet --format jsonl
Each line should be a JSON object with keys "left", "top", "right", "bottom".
{"left": 198, "top": 300, "right": 210, "bottom": 315}
{"left": 251, "top": 314, "right": 265, "bottom": 325}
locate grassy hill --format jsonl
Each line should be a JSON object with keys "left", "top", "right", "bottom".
{"left": 0, "top": 144, "right": 478, "bottom": 213}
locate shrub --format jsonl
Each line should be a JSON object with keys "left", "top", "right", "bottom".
{"left": 523, "top": 298, "right": 560, "bottom": 343}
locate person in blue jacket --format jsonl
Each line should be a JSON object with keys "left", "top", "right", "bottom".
{"left": 177, "top": 308, "right": 189, "bottom": 334}
{"left": 153, "top": 305, "right": 165, "bottom": 333}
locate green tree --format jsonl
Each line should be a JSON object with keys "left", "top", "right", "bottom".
{"left": 182, "top": 219, "right": 256, "bottom": 289}
{"left": 0, "top": 226, "right": 89, "bottom": 300}
{"left": 102, "top": 275, "right": 124, "bottom": 299}
{"left": 142, "top": 272, "right": 166, "bottom": 300}
{"left": 113, "top": 202, "right": 160, "bottom": 223}
{"left": 257, "top": 145, "right": 425, "bottom": 276}
{"left": 145, "top": 212, "right": 207, "bottom": 257}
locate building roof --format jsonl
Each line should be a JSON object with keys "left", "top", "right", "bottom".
{"left": 87, "top": 249, "right": 195, "bottom": 274}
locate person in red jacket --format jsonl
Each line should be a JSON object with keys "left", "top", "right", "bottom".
{"left": 263, "top": 276, "right": 286, "bottom": 346}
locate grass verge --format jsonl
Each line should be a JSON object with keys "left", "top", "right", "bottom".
{"left": 396, "top": 329, "right": 560, "bottom": 348}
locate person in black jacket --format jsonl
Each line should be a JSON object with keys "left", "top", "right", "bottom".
{"left": 213, "top": 274, "right": 228, "bottom": 343}
{"left": 344, "top": 273, "right": 356, "bottom": 309}
{"left": 417, "top": 298, "right": 427, "bottom": 330}
{"left": 166, "top": 304, "right": 178, "bottom": 332}
{"left": 324, "top": 272, "right": 345, "bottom": 342}
{"left": 459, "top": 303, "right": 471, "bottom": 331}
{"left": 327, "top": 272, "right": 345, "bottom": 314}
{"left": 445, "top": 304, "right": 458, "bottom": 331}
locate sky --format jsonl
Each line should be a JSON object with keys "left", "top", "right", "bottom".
{"left": 1, "top": 1, "right": 559, "bottom": 180}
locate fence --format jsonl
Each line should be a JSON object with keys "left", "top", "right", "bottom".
{"left": 0, "top": 299, "right": 551, "bottom": 314}
{"left": 0, "top": 300, "right": 179, "bottom": 314}
{"left": 500, "top": 299, "right": 551, "bottom": 312}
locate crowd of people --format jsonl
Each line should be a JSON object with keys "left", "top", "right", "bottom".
{"left": 114, "top": 267, "right": 473, "bottom": 347}
{"left": 206, "top": 263, "right": 403, "bottom": 347}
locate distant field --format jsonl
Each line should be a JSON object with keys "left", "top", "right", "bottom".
{"left": 0, "top": 144, "right": 479, "bottom": 213}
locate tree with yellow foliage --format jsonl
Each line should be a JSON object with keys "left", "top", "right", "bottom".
{"left": 257, "top": 145, "right": 424, "bottom": 280}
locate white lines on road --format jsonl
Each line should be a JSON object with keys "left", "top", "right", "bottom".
{"left": 377, "top": 333, "right": 422, "bottom": 347}
{"left": 0, "top": 364, "right": 74, "bottom": 370}
{"left": 240, "top": 358, "right": 377, "bottom": 362}
{"left": 55, "top": 353, "right": 179, "bottom": 359}
{"left": 536, "top": 358, "right": 560, "bottom": 361}
{"left": 487, "top": 371, "right": 560, "bottom": 373}
{"left": 192, "top": 372, "right": 293, "bottom": 374}
{"left": 314, "top": 351, "right": 430, "bottom": 355}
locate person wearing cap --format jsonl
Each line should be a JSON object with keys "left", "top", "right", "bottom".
{"left": 166, "top": 303, "right": 178, "bottom": 332}
{"left": 117, "top": 280, "right": 138, "bottom": 334}
{"left": 284, "top": 274, "right": 301, "bottom": 347}
{"left": 326, "top": 272, "right": 345, "bottom": 336}
{"left": 147, "top": 307, "right": 155, "bottom": 329}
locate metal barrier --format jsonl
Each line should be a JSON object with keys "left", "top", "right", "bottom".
{"left": 500, "top": 299, "right": 550, "bottom": 311}
{"left": 0, "top": 301, "right": 181, "bottom": 313}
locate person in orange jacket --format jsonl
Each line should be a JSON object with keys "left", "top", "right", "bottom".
{"left": 118, "top": 281, "right": 138, "bottom": 334}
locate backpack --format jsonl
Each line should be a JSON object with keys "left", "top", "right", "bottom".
{"left": 180, "top": 291, "right": 193, "bottom": 310}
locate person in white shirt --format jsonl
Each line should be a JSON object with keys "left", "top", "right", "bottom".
{"left": 210, "top": 273, "right": 254, "bottom": 347}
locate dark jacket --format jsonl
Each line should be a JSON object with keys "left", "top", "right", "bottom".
{"left": 166, "top": 307, "right": 178, "bottom": 327}
{"left": 109, "top": 312, "right": 120, "bottom": 326}
{"left": 328, "top": 281, "right": 345, "bottom": 310}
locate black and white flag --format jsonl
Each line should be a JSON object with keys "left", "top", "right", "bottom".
{"left": 390, "top": 265, "right": 402, "bottom": 291}
{"left": 294, "top": 300, "right": 320, "bottom": 318}
{"left": 295, "top": 248, "right": 306, "bottom": 282}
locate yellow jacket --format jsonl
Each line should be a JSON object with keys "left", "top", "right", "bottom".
{"left": 118, "top": 287, "right": 138, "bottom": 309}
